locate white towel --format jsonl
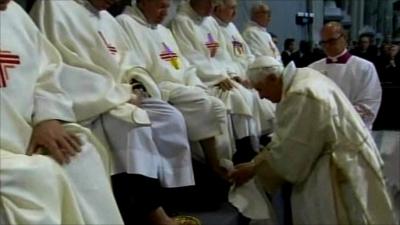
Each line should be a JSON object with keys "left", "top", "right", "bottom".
{"left": 220, "top": 159, "right": 274, "bottom": 221}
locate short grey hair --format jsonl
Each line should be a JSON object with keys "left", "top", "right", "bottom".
{"left": 212, "top": 0, "right": 224, "bottom": 5}
{"left": 247, "top": 65, "right": 283, "bottom": 84}
{"left": 250, "top": 2, "right": 269, "bottom": 18}
{"left": 213, "top": 0, "right": 237, "bottom": 6}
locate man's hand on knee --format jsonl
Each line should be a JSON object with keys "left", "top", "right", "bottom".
{"left": 26, "top": 120, "right": 81, "bottom": 164}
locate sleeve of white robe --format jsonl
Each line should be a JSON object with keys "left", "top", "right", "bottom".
{"left": 30, "top": 2, "right": 132, "bottom": 121}
{"left": 32, "top": 32, "right": 76, "bottom": 125}
{"left": 352, "top": 62, "right": 382, "bottom": 128}
{"left": 242, "top": 28, "right": 268, "bottom": 57}
{"left": 255, "top": 93, "right": 328, "bottom": 183}
{"left": 242, "top": 28, "right": 280, "bottom": 60}
{"left": 170, "top": 17, "right": 230, "bottom": 86}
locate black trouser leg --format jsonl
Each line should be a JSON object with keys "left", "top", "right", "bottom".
{"left": 282, "top": 183, "right": 293, "bottom": 225}
{"left": 259, "top": 133, "right": 272, "bottom": 147}
{"left": 111, "top": 173, "right": 162, "bottom": 225}
{"left": 233, "top": 136, "right": 258, "bottom": 165}
{"left": 161, "top": 159, "right": 231, "bottom": 211}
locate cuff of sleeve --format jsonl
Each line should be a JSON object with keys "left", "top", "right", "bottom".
{"left": 253, "top": 149, "right": 270, "bottom": 172}
{"left": 205, "top": 75, "right": 230, "bottom": 86}
{"left": 33, "top": 96, "right": 76, "bottom": 126}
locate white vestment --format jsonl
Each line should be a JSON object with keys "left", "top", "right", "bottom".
{"left": 116, "top": 6, "right": 234, "bottom": 160}
{"left": 117, "top": 6, "right": 226, "bottom": 140}
{"left": 242, "top": 21, "right": 281, "bottom": 62}
{"left": 170, "top": 1, "right": 272, "bottom": 140}
{"left": 308, "top": 51, "right": 382, "bottom": 130}
{"left": 214, "top": 17, "right": 255, "bottom": 78}
{"left": 30, "top": 0, "right": 194, "bottom": 187}
{"left": 215, "top": 17, "right": 276, "bottom": 134}
{"left": 255, "top": 63, "right": 395, "bottom": 225}
{"left": 0, "top": 3, "right": 123, "bottom": 224}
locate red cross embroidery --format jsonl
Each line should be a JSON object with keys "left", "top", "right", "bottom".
{"left": 205, "top": 33, "right": 219, "bottom": 58}
{"left": 159, "top": 42, "right": 180, "bottom": 69}
{"left": 232, "top": 36, "right": 244, "bottom": 56}
{"left": 0, "top": 50, "right": 21, "bottom": 88}
{"left": 98, "top": 31, "right": 118, "bottom": 55}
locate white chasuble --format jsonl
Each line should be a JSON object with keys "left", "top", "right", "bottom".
{"left": 0, "top": 2, "right": 123, "bottom": 224}
{"left": 255, "top": 64, "right": 394, "bottom": 225}
{"left": 242, "top": 22, "right": 281, "bottom": 62}
{"left": 30, "top": 0, "right": 194, "bottom": 188}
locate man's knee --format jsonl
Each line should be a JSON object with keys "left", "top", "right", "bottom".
{"left": 1, "top": 153, "right": 64, "bottom": 193}
{"left": 209, "top": 96, "right": 227, "bottom": 114}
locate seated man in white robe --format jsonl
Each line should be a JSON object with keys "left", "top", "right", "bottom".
{"left": 116, "top": 0, "right": 233, "bottom": 208}
{"left": 0, "top": 1, "right": 123, "bottom": 224}
{"left": 212, "top": 0, "right": 276, "bottom": 147}
{"left": 213, "top": 0, "right": 254, "bottom": 84}
{"left": 30, "top": 1, "right": 196, "bottom": 225}
{"left": 170, "top": 0, "right": 275, "bottom": 164}
{"left": 308, "top": 22, "right": 382, "bottom": 130}
{"left": 242, "top": 2, "right": 281, "bottom": 62}
{"left": 231, "top": 56, "right": 396, "bottom": 225}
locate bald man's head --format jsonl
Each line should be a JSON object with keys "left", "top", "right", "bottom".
{"left": 319, "top": 21, "right": 347, "bottom": 57}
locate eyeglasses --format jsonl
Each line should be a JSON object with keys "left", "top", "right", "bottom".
{"left": 319, "top": 34, "right": 343, "bottom": 46}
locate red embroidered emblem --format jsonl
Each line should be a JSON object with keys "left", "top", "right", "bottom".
{"left": 98, "top": 31, "right": 118, "bottom": 55}
{"left": 205, "top": 33, "right": 219, "bottom": 58}
{"left": 232, "top": 36, "right": 244, "bottom": 56}
{"left": 0, "top": 50, "right": 20, "bottom": 88}
{"left": 159, "top": 42, "right": 180, "bottom": 69}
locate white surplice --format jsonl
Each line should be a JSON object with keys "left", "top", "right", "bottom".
{"left": 170, "top": 1, "right": 272, "bottom": 140}
{"left": 215, "top": 17, "right": 276, "bottom": 135}
{"left": 255, "top": 63, "right": 395, "bottom": 225}
{"left": 116, "top": 5, "right": 234, "bottom": 161}
{"left": 30, "top": 0, "right": 194, "bottom": 187}
{"left": 214, "top": 17, "right": 255, "bottom": 78}
{"left": 308, "top": 51, "right": 382, "bottom": 130}
{"left": 242, "top": 21, "right": 281, "bottom": 62}
{"left": 0, "top": 2, "right": 123, "bottom": 224}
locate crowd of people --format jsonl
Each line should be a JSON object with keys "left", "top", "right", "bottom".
{"left": 282, "top": 33, "right": 400, "bottom": 86}
{"left": 0, "top": 0, "right": 397, "bottom": 225}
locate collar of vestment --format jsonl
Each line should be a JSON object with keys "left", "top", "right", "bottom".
{"left": 282, "top": 61, "right": 297, "bottom": 99}
{"left": 326, "top": 49, "right": 352, "bottom": 64}
{"left": 178, "top": 1, "right": 205, "bottom": 23}
{"left": 74, "top": 0, "right": 101, "bottom": 16}
{"left": 123, "top": 5, "right": 158, "bottom": 30}
{"left": 213, "top": 16, "right": 229, "bottom": 27}
{"left": 247, "top": 21, "right": 267, "bottom": 32}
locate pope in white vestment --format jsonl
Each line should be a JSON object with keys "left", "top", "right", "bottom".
{"left": 170, "top": 0, "right": 275, "bottom": 157}
{"left": 116, "top": 3, "right": 234, "bottom": 163}
{"left": 0, "top": 2, "right": 123, "bottom": 224}
{"left": 30, "top": 0, "right": 194, "bottom": 188}
{"left": 231, "top": 56, "right": 396, "bottom": 225}
{"left": 242, "top": 3, "right": 281, "bottom": 62}
{"left": 213, "top": 0, "right": 276, "bottom": 136}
